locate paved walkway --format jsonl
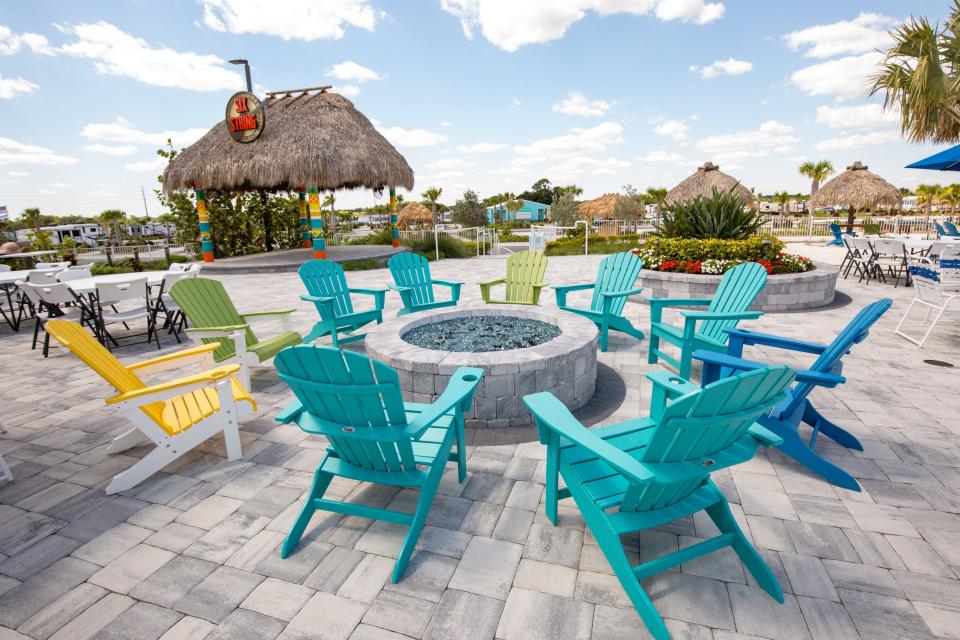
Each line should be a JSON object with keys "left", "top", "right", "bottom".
{"left": 1, "top": 245, "right": 959, "bottom": 640}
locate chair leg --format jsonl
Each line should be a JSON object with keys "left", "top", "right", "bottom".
{"left": 544, "top": 432, "right": 560, "bottom": 526}
{"left": 281, "top": 467, "right": 334, "bottom": 559}
{"left": 108, "top": 427, "right": 150, "bottom": 453}
{"left": 678, "top": 342, "right": 694, "bottom": 379}
{"left": 647, "top": 333, "right": 660, "bottom": 365}
{"left": 802, "top": 402, "right": 862, "bottom": 451}
{"left": 598, "top": 318, "right": 609, "bottom": 352}
{"left": 762, "top": 419, "right": 861, "bottom": 491}
{"left": 454, "top": 412, "right": 467, "bottom": 483}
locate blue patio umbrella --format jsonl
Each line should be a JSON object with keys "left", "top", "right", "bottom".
{"left": 906, "top": 145, "right": 960, "bottom": 171}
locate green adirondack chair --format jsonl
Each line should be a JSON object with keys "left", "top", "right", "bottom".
{"left": 274, "top": 345, "right": 482, "bottom": 582}
{"left": 388, "top": 253, "right": 462, "bottom": 316}
{"left": 647, "top": 262, "right": 767, "bottom": 379}
{"left": 169, "top": 277, "right": 302, "bottom": 389}
{"left": 479, "top": 250, "right": 549, "bottom": 305}
{"left": 299, "top": 259, "right": 386, "bottom": 347}
{"left": 523, "top": 365, "right": 795, "bottom": 640}
{"left": 554, "top": 251, "right": 644, "bottom": 351}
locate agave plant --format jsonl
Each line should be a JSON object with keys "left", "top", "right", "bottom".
{"left": 656, "top": 188, "right": 762, "bottom": 240}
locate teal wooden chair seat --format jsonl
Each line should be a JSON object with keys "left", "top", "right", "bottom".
{"left": 274, "top": 345, "right": 482, "bottom": 582}
{"left": 554, "top": 251, "right": 645, "bottom": 351}
{"left": 388, "top": 252, "right": 462, "bottom": 316}
{"left": 647, "top": 262, "right": 767, "bottom": 379}
{"left": 299, "top": 259, "right": 386, "bottom": 347}
{"left": 524, "top": 365, "right": 795, "bottom": 640}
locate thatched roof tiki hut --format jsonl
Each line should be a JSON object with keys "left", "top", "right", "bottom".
{"left": 162, "top": 87, "right": 414, "bottom": 261}
{"left": 578, "top": 193, "right": 624, "bottom": 219}
{"left": 398, "top": 202, "right": 433, "bottom": 229}
{"left": 666, "top": 162, "right": 754, "bottom": 206}
{"left": 810, "top": 161, "right": 901, "bottom": 232}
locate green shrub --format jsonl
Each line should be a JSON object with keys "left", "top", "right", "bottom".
{"left": 89, "top": 258, "right": 185, "bottom": 276}
{"left": 348, "top": 229, "right": 393, "bottom": 245}
{"left": 499, "top": 232, "right": 527, "bottom": 242}
{"left": 658, "top": 188, "right": 762, "bottom": 240}
{"left": 342, "top": 258, "right": 380, "bottom": 271}
{"left": 545, "top": 234, "right": 642, "bottom": 256}
{"left": 406, "top": 235, "right": 475, "bottom": 260}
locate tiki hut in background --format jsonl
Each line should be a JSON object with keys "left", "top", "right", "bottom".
{"left": 398, "top": 202, "right": 433, "bottom": 229}
{"left": 810, "top": 161, "right": 902, "bottom": 232}
{"left": 666, "top": 162, "right": 754, "bottom": 207}
{"left": 579, "top": 193, "right": 626, "bottom": 219}
{"left": 162, "top": 88, "right": 414, "bottom": 261}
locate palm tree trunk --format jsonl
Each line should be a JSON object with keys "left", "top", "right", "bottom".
{"left": 846, "top": 207, "right": 856, "bottom": 233}
{"left": 432, "top": 202, "right": 438, "bottom": 227}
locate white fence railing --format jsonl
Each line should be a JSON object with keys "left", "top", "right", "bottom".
{"left": 75, "top": 243, "right": 197, "bottom": 263}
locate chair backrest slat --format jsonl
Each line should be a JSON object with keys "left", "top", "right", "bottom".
{"left": 590, "top": 252, "right": 643, "bottom": 316}
{"left": 169, "top": 278, "right": 256, "bottom": 361}
{"left": 389, "top": 253, "right": 435, "bottom": 307}
{"left": 503, "top": 250, "right": 548, "bottom": 304}
{"left": 299, "top": 260, "right": 354, "bottom": 317}
{"left": 699, "top": 262, "right": 767, "bottom": 343}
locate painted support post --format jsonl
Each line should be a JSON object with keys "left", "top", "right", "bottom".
{"left": 390, "top": 187, "right": 400, "bottom": 248}
{"left": 298, "top": 189, "right": 310, "bottom": 248}
{"left": 196, "top": 187, "right": 214, "bottom": 262}
{"left": 308, "top": 186, "right": 327, "bottom": 259}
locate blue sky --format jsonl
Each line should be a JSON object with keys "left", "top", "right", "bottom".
{"left": 0, "top": 0, "right": 948, "bottom": 218}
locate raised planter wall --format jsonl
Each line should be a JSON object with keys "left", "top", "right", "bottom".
{"left": 636, "top": 263, "right": 838, "bottom": 312}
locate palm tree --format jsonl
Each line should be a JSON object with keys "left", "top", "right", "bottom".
{"left": 772, "top": 191, "right": 792, "bottom": 216}
{"left": 871, "top": 6, "right": 960, "bottom": 144}
{"left": 421, "top": 186, "right": 443, "bottom": 226}
{"left": 99, "top": 209, "right": 127, "bottom": 244}
{"left": 645, "top": 187, "right": 668, "bottom": 224}
{"left": 916, "top": 183, "right": 943, "bottom": 215}
{"left": 798, "top": 160, "right": 834, "bottom": 197}
{"left": 21, "top": 207, "right": 42, "bottom": 234}
{"left": 505, "top": 198, "right": 524, "bottom": 224}
{"left": 323, "top": 192, "right": 337, "bottom": 234}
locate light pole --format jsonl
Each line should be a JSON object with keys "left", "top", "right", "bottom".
{"left": 229, "top": 59, "right": 252, "bottom": 92}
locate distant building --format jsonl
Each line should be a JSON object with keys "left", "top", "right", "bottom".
{"left": 15, "top": 223, "right": 103, "bottom": 247}
{"left": 901, "top": 196, "right": 919, "bottom": 212}
{"left": 486, "top": 199, "right": 550, "bottom": 224}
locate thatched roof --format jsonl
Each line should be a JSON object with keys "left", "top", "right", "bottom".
{"left": 579, "top": 193, "right": 625, "bottom": 218}
{"left": 398, "top": 202, "right": 433, "bottom": 228}
{"left": 810, "top": 161, "right": 902, "bottom": 211}
{"left": 162, "top": 90, "right": 414, "bottom": 194}
{"left": 666, "top": 162, "right": 754, "bottom": 205}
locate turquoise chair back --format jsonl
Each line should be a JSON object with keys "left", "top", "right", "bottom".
{"left": 699, "top": 262, "right": 767, "bottom": 344}
{"left": 274, "top": 346, "right": 417, "bottom": 472}
{"left": 389, "top": 253, "right": 436, "bottom": 307}
{"left": 299, "top": 260, "right": 354, "bottom": 317}
{"left": 590, "top": 252, "right": 643, "bottom": 317}
{"left": 936, "top": 222, "right": 948, "bottom": 237}
{"left": 624, "top": 365, "right": 795, "bottom": 513}
{"left": 946, "top": 221, "right": 960, "bottom": 236}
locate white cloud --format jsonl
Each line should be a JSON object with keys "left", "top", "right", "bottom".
{"left": 80, "top": 117, "right": 207, "bottom": 148}
{"left": 124, "top": 157, "right": 166, "bottom": 173}
{"left": 376, "top": 125, "right": 447, "bottom": 148}
{"left": 201, "top": 0, "right": 378, "bottom": 40}
{"left": 789, "top": 52, "right": 882, "bottom": 101}
{"left": 337, "top": 84, "right": 360, "bottom": 97}
{"left": 440, "top": 0, "right": 724, "bottom": 52}
{"left": 653, "top": 119, "right": 690, "bottom": 141}
{"left": 515, "top": 122, "right": 623, "bottom": 157}
{"left": 689, "top": 57, "right": 752, "bottom": 79}
{"left": 0, "top": 137, "right": 78, "bottom": 166}
{"left": 697, "top": 120, "right": 799, "bottom": 161}
{"left": 328, "top": 61, "right": 381, "bottom": 82}
{"left": 540, "top": 155, "right": 631, "bottom": 180}
{"left": 815, "top": 103, "right": 898, "bottom": 129}
{"left": 784, "top": 12, "right": 896, "bottom": 59}
{"left": 0, "top": 74, "right": 39, "bottom": 99}
{"left": 815, "top": 129, "right": 901, "bottom": 151}
{"left": 637, "top": 150, "right": 685, "bottom": 163}
{"left": 428, "top": 158, "right": 475, "bottom": 169}
{"left": 440, "top": 121, "right": 452, "bottom": 127}
{"left": 552, "top": 91, "right": 613, "bottom": 117}
{"left": 8, "top": 171, "right": 29, "bottom": 176}
{"left": 84, "top": 143, "right": 139, "bottom": 156}
{"left": 58, "top": 22, "right": 242, "bottom": 91}
{"left": 431, "top": 170, "right": 466, "bottom": 179}
{"left": 457, "top": 142, "right": 507, "bottom": 152}
{"left": 0, "top": 24, "right": 54, "bottom": 56}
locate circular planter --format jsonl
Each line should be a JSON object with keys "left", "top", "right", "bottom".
{"left": 635, "top": 263, "right": 838, "bottom": 312}
{"left": 365, "top": 305, "right": 598, "bottom": 429}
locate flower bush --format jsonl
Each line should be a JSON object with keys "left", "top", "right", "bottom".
{"left": 633, "top": 236, "right": 814, "bottom": 275}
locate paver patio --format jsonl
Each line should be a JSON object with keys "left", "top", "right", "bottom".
{"left": 1, "top": 246, "right": 959, "bottom": 640}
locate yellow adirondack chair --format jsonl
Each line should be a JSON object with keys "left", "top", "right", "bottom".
{"left": 45, "top": 320, "right": 256, "bottom": 494}
{"left": 479, "top": 250, "right": 549, "bottom": 305}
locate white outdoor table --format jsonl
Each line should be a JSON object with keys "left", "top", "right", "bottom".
{"left": 0, "top": 250, "right": 59, "bottom": 261}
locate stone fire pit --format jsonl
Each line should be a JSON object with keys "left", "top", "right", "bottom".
{"left": 365, "top": 306, "right": 598, "bottom": 428}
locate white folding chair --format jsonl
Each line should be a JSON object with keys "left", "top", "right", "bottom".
{"left": 895, "top": 248, "right": 960, "bottom": 347}
{"left": 873, "top": 239, "right": 909, "bottom": 287}
{"left": 92, "top": 277, "right": 159, "bottom": 349}
{"left": 151, "top": 270, "right": 194, "bottom": 342}
{"left": 167, "top": 263, "right": 189, "bottom": 272}
{"left": 21, "top": 281, "right": 95, "bottom": 356}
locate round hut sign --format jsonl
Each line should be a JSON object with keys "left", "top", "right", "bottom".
{"left": 225, "top": 91, "right": 265, "bottom": 143}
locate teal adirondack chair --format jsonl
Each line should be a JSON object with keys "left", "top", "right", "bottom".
{"left": 523, "top": 365, "right": 795, "bottom": 640}
{"left": 554, "top": 251, "right": 644, "bottom": 351}
{"left": 647, "top": 262, "right": 767, "bottom": 379}
{"left": 274, "top": 345, "right": 482, "bottom": 582}
{"left": 388, "top": 253, "right": 462, "bottom": 316}
{"left": 479, "top": 250, "right": 549, "bottom": 305}
{"left": 299, "top": 260, "right": 386, "bottom": 347}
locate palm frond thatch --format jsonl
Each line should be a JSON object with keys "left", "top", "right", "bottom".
{"left": 398, "top": 202, "right": 433, "bottom": 228}
{"left": 162, "top": 91, "right": 414, "bottom": 194}
{"left": 809, "top": 161, "right": 902, "bottom": 210}
{"left": 666, "top": 162, "right": 753, "bottom": 206}
{"left": 579, "top": 193, "right": 625, "bottom": 218}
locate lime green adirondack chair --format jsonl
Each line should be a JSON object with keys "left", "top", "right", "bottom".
{"left": 169, "top": 277, "right": 302, "bottom": 389}
{"left": 479, "top": 250, "right": 549, "bottom": 305}
{"left": 524, "top": 365, "right": 795, "bottom": 640}
{"left": 274, "top": 345, "right": 482, "bottom": 582}
{"left": 388, "top": 252, "right": 462, "bottom": 316}
{"left": 647, "top": 262, "right": 767, "bottom": 379}
{"left": 554, "top": 251, "right": 644, "bottom": 351}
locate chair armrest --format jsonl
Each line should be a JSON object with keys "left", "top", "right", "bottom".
{"left": 349, "top": 288, "right": 388, "bottom": 311}
{"left": 552, "top": 282, "right": 595, "bottom": 292}
{"left": 403, "top": 367, "right": 484, "bottom": 437}
{"left": 477, "top": 278, "right": 506, "bottom": 287}
{"left": 106, "top": 364, "right": 241, "bottom": 406}
{"left": 695, "top": 350, "right": 845, "bottom": 388}
{"left": 747, "top": 423, "right": 783, "bottom": 447}
{"left": 300, "top": 294, "right": 334, "bottom": 303}
{"left": 185, "top": 325, "right": 248, "bottom": 337}
{"left": 127, "top": 342, "right": 220, "bottom": 375}
{"left": 531, "top": 282, "right": 550, "bottom": 289}
{"left": 275, "top": 399, "right": 304, "bottom": 424}
{"left": 523, "top": 392, "right": 654, "bottom": 484}
{"left": 646, "top": 371, "right": 699, "bottom": 421}
{"left": 599, "top": 287, "right": 644, "bottom": 300}
{"left": 644, "top": 297, "right": 712, "bottom": 323}
{"left": 240, "top": 309, "right": 296, "bottom": 318}
{"left": 433, "top": 279, "right": 464, "bottom": 288}
{"left": 388, "top": 283, "right": 411, "bottom": 292}
{"left": 680, "top": 310, "right": 762, "bottom": 322}
{"left": 724, "top": 327, "right": 828, "bottom": 357}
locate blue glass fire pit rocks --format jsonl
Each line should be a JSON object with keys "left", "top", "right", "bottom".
{"left": 402, "top": 315, "right": 560, "bottom": 352}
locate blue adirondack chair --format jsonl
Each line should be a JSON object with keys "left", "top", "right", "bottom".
{"left": 647, "top": 262, "right": 767, "bottom": 379}
{"left": 388, "top": 253, "right": 462, "bottom": 316}
{"left": 694, "top": 298, "right": 892, "bottom": 491}
{"left": 554, "top": 251, "right": 645, "bottom": 352}
{"left": 299, "top": 260, "right": 386, "bottom": 347}
{"left": 274, "top": 345, "right": 482, "bottom": 582}
{"left": 827, "top": 222, "right": 855, "bottom": 246}
{"left": 524, "top": 365, "right": 795, "bottom": 640}
{"left": 935, "top": 222, "right": 949, "bottom": 238}
{"left": 945, "top": 221, "right": 960, "bottom": 237}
